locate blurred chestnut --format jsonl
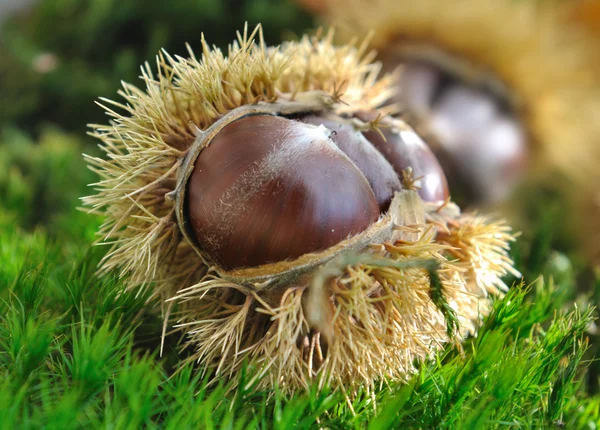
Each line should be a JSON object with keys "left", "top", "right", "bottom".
{"left": 398, "top": 61, "right": 528, "bottom": 205}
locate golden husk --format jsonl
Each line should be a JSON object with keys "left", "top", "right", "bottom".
{"left": 83, "top": 26, "right": 518, "bottom": 398}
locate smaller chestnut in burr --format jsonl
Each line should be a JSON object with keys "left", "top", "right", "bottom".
{"left": 300, "top": 114, "right": 402, "bottom": 211}
{"left": 358, "top": 112, "right": 450, "bottom": 204}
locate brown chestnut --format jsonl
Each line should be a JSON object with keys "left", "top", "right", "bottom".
{"left": 185, "top": 110, "right": 452, "bottom": 271}
{"left": 398, "top": 61, "right": 528, "bottom": 204}
{"left": 187, "top": 115, "right": 381, "bottom": 270}
{"left": 300, "top": 114, "right": 402, "bottom": 211}
{"left": 358, "top": 113, "right": 450, "bottom": 203}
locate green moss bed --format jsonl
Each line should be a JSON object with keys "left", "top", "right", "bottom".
{"left": 1, "top": 0, "right": 600, "bottom": 427}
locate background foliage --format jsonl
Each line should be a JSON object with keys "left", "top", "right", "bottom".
{"left": 0, "top": 0, "right": 599, "bottom": 428}
{"left": 0, "top": 0, "right": 313, "bottom": 134}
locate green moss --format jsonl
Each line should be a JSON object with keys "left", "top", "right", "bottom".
{"left": 0, "top": 0, "right": 314, "bottom": 134}
{"left": 0, "top": 127, "right": 99, "bottom": 240}
{"left": 0, "top": 213, "right": 597, "bottom": 427}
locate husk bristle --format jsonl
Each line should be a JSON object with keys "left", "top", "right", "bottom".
{"left": 168, "top": 203, "right": 518, "bottom": 397}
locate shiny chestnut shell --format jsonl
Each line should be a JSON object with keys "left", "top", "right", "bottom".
{"left": 362, "top": 123, "right": 450, "bottom": 203}
{"left": 300, "top": 114, "right": 402, "bottom": 211}
{"left": 187, "top": 115, "right": 380, "bottom": 270}
{"left": 355, "top": 111, "right": 449, "bottom": 203}
{"left": 185, "top": 111, "right": 450, "bottom": 271}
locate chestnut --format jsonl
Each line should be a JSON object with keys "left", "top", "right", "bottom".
{"left": 397, "top": 62, "right": 528, "bottom": 204}
{"left": 299, "top": 114, "right": 402, "bottom": 210}
{"left": 356, "top": 111, "right": 450, "bottom": 203}
{"left": 181, "top": 109, "right": 454, "bottom": 271}
{"left": 186, "top": 115, "right": 380, "bottom": 270}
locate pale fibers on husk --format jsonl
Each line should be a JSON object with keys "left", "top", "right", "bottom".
{"left": 325, "top": 0, "right": 600, "bottom": 264}
{"left": 83, "top": 25, "right": 396, "bottom": 299}
{"left": 83, "top": 26, "right": 518, "bottom": 396}
{"left": 168, "top": 194, "right": 518, "bottom": 398}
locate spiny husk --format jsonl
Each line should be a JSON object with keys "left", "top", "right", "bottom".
{"left": 169, "top": 196, "right": 517, "bottom": 399}
{"left": 83, "top": 26, "right": 518, "bottom": 397}
{"left": 325, "top": 0, "right": 600, "bottom": 264}
{"left": 83, "top": 25, "right": 395, "bottom": 300}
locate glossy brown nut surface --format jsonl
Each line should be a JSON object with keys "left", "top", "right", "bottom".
{"left": 187, "top": 115, "right": 380, "bottom": 270}
{"left": 301, "top": 114, "right": 402, "bottom": 211}
{"left": 359, "top": 114, "right": 450, "bottom": 203}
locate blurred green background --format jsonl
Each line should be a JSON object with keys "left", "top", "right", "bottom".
{"left": 1, "top": 0, "right": 314, "bottom": 133}
{"left": 0, "top": 0, "right": 314, "bottom": 235}
{"left": 1, "top": 0, "right": 599, "bottom": 427}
